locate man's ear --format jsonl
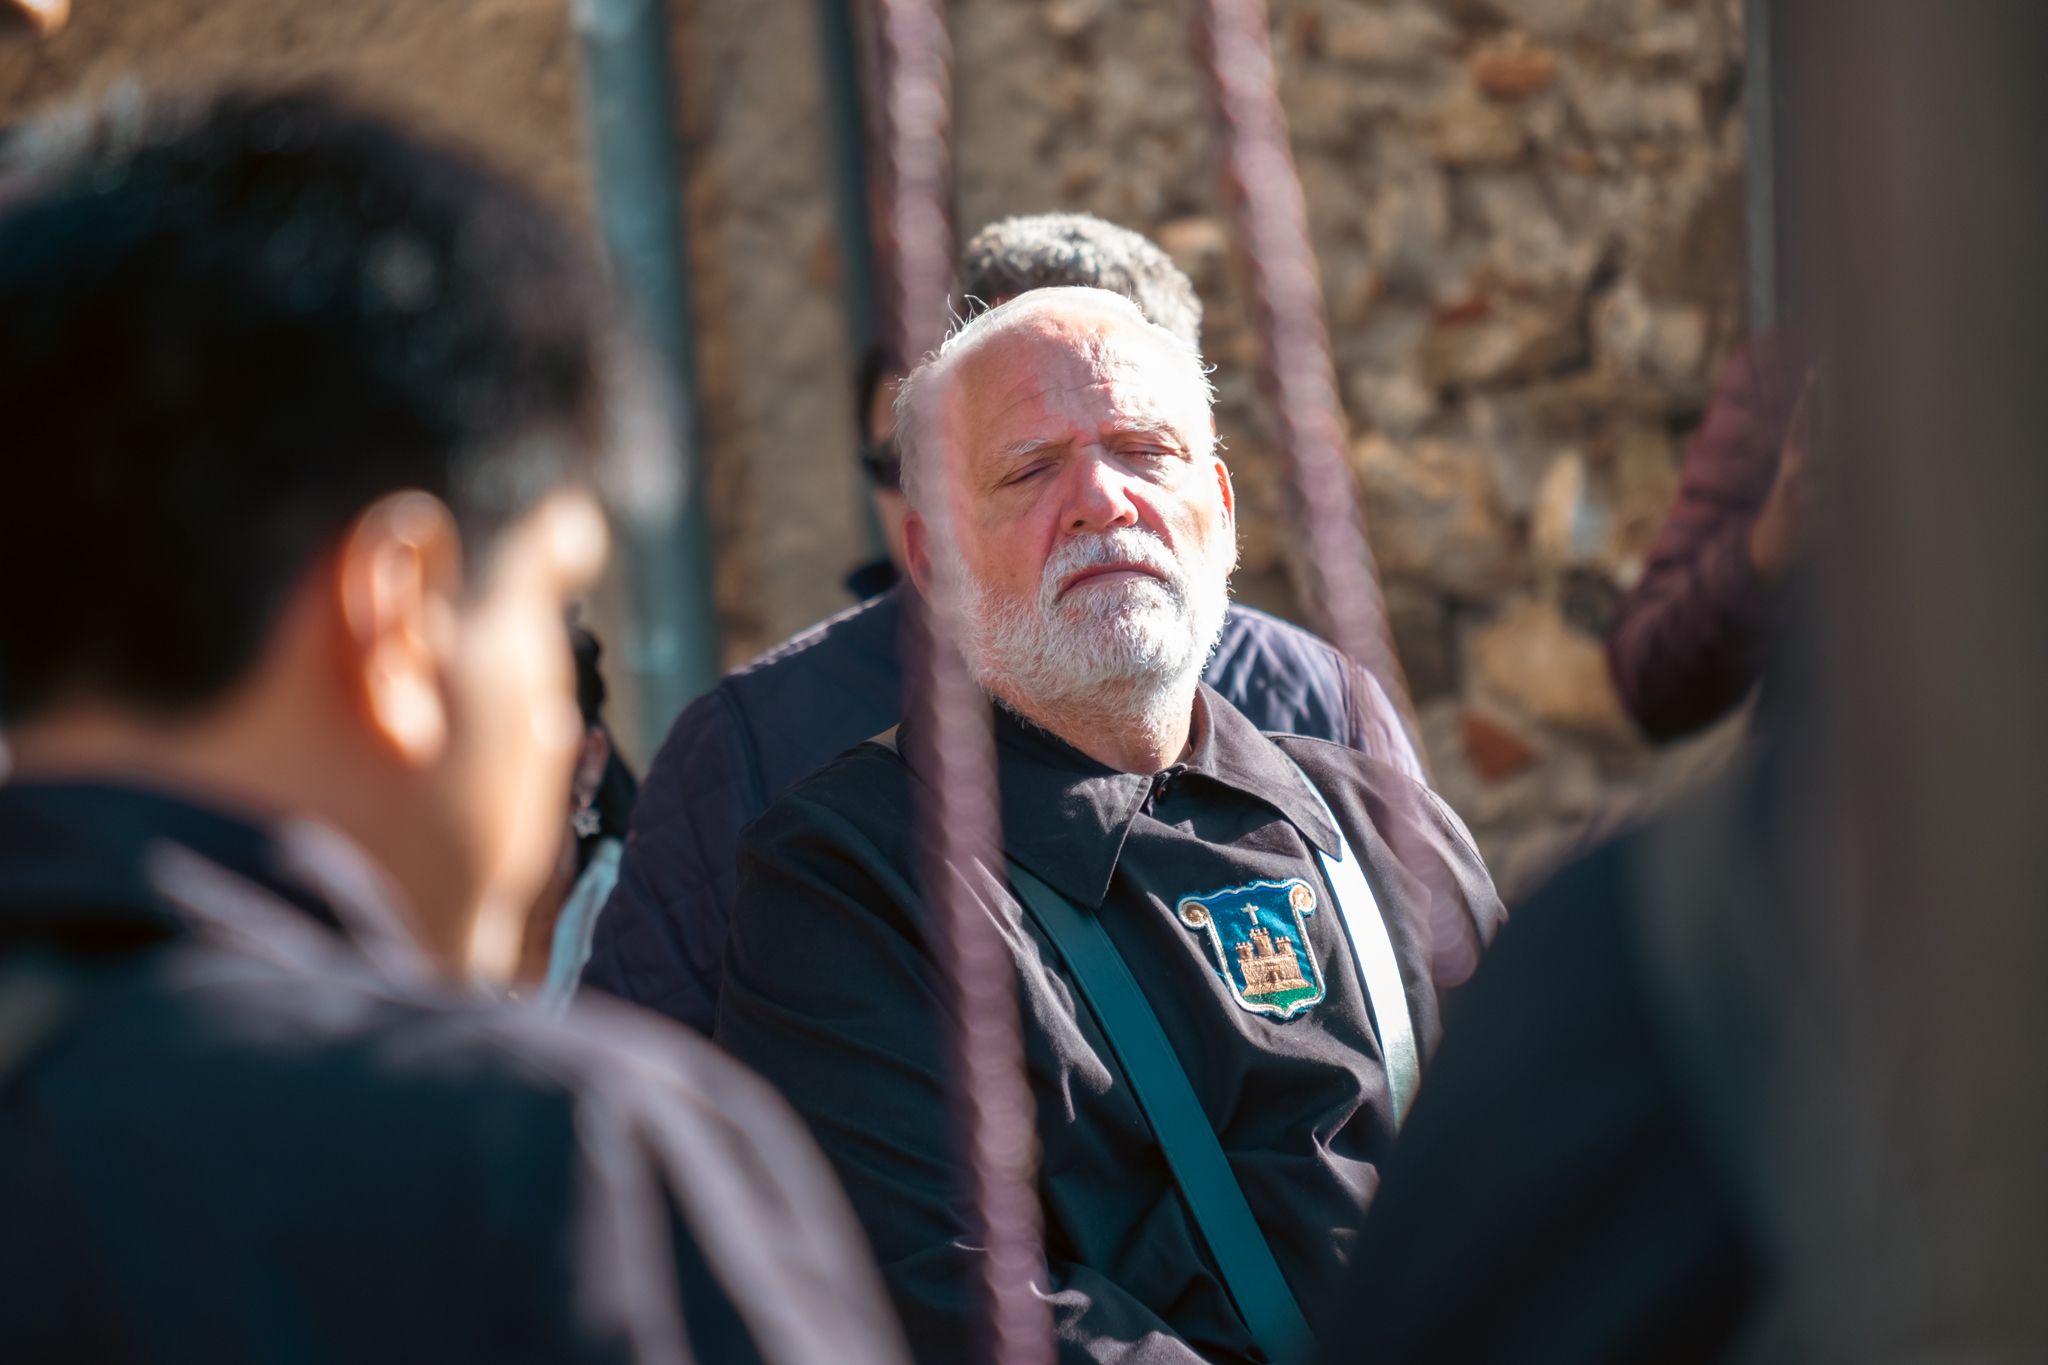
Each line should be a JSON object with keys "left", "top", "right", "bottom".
{"left": 1212, "top": 450, "right": 1237, "bottom": 525}
{"left": 903, "top": 508, "right": 936, "bottom": 599}
{"left": 335, "top": 492, "right": 464, "bottom": 767}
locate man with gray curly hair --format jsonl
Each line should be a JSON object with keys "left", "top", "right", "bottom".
{"left": 958, "top": 212, "right": 1203, "bottom": 348}
{"left": 720, "top": 286, "right": 1503, "bottom": 1364}
{"left": 584, "top": 212, "right": 1423, "bottom": 1038}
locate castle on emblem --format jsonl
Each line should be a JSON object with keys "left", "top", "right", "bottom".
{"left": 1236, "top": 926, "right": 1313, "bottom": 997}
{"left": 1178, "top": 876, "right": 1327, "bottom": 1019}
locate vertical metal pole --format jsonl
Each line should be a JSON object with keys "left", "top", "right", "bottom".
{"left": 873, "top": 4, "right": 1051, "bottom": 1364}
{"left": 1743, "top": 0, "right": 1779, "bottom": 336}
{"left": 816, "top": 0, "right": 890, "bottom": 559}
{"left": 573, "top": 0, "right": 721, "bottom": 751}
{"left": 818, "top": 0, "right": 880, "bottom": 353}
{"left": 1195, "top": 0, "right": 1426, "bottom": 767}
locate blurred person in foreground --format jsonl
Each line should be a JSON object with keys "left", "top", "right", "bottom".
{"left": 1309, "top": 761, "right": 1773, "bottom": 1363}
{"left": 717, "top": 288, "right": 1503, "bottom": 1364}
{"left": 584, "top": 211, "right": 1423, "bottom": 1033}
{"left": 0, "top": 86, "right": 905, "bottom": 1365}
{"left": 1325, "top": 0, "right": 2048, "bottom": 1354}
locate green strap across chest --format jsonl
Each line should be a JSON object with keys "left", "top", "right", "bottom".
{"left": 1004, "top": 862, "right": 1315, "bottom": 1364}
{"left": 865, "top": 729, "right": 1312, "bottom": 1361}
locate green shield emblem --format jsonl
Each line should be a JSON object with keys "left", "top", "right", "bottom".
{"left": 1176, "top": 878, "right": 1325, "bottom": 1020}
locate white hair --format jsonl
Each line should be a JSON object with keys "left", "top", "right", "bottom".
{"left": 892, "top": 286, "right": 1217, "bottom": 521}
{"left": 890, "top": 286, "right": 1234, "bottom": 742}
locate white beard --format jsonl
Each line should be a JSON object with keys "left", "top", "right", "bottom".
{"left": 953, "top": 524, "right": 1234, "bottom": 737}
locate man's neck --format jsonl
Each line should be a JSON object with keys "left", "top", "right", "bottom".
{"left": 998, "top": 679, "right": 1199, "bottom": 775}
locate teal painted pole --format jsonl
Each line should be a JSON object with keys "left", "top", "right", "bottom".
{"left": 815, "top": 0, "right": 888, "bottom": 560}
{"left": 572, "top": 0, "right": 721, "bottom": 751}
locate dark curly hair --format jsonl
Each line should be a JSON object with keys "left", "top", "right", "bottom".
{"left": 0, "top": 85, "right": 633, "bottom": 723}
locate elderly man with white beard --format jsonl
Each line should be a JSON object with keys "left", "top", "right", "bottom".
{"left": 715, "top": 288, "right": 1505, "bottom": 1365}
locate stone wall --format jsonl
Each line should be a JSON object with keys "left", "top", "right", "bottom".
{"left": 0, "top": 1, "right": 588, "bottom": 212}
{"left": 950, "top": 0, "right": 1754, "bottom": 891}
{"left": 1, "top": 0, "right": 1756, "bottom": 892}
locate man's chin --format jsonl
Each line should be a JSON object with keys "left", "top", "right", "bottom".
{"left": 1055, "top": 576, "right": 1178, "bottom": 617}
{"left": 1048, "top": 635, "right": 1206, "bottom": 696}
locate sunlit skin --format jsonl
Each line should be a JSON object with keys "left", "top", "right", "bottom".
{"left": 1, "top": 0, "right": 70, "bottom": 39}
{"left": 5, "top": 487, "right": 609, "bottom": 981}
{"left": 512, "top": 721, "right": 612, "bottom": 988}
{"left": 437, "top": 492, "right": 611, "bottom": 978}
{"left": 904, "top": 295, "right": 1234, "bottom": 774}
{"left": 1748, "top": 370, "right": 1816, "bottom": 582}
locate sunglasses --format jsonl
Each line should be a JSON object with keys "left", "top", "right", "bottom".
{"left": 859, "top": 437, "right": 903, "bottom": 492}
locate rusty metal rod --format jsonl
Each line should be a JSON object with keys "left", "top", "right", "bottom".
{"left": 871, "top": 4, "right": 1052, "bottom": 1364}
{"left": 1195, "top": 0, "right": 1425, "bottom": 763}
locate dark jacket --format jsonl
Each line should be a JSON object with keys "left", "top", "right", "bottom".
{"left": 1313, "top": 787, "right": 1760, "bottom": 1364}
{"left": 585, "top": 585, "right": 1423, "bottom": 1034}
{"left": 1606, "top": 335, "right": 1805, "bottom": 741}
{"left": 0, "top": 781, "right": 909, "bottom": 1365}
{"left": 717, "top": 687, "right": 1502, "bottom": 1364}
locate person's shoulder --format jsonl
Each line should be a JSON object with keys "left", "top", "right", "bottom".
{"left": 726, "top": 588, "right": 904, "bottom": 691}
{"left": 706, "top": 589, "right": 907, "bottom": 795}
{"left": 661, "top": 590, "right": 903, "bottom": 752}
{"left": 741, "top": 734, "right": 914, "bottom": 853}
{"left": 1271, "top": 732, "right": 1504, "bottom": 975}
{"left": 180, "top": 955, "right": 835, "bottom": 1226}
{"left": 173, "top": 963, "right": 898, "bottom": 1358}
{"left": 1208, "top": 603, "right": 1359, "bottom": 743}
{"left": 1267, "top": 730, "right": 1412, "bottom": 797}
{"left": 1270, "top": 733, "right": 1486, "bottom": 876}
{"left": 634, "top": 587, "right": 906, "bottom": 818}
{"left": 145, "top": 951, "right": 742, "bottom": 1123}
{"left": 478, "top": 985, "right": 821, "bottom": 1143}
{"left": 1216, "top": 601, "right": 1345, "bottom": 670}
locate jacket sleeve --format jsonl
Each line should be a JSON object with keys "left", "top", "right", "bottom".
{"left": 716, "top": 787, "right": 1234, "bottom": 1365}
{"left": 1606, "top": 338, "right": 1802, "bottom": 742}
{"left": 581, "top": 687, "right": 758, "bottom": 1034}
{"left": 1343, "top": 659, "right": 1428, "bottom": 785}
{"left": 450, "top": 1009, "right": 911, "bottom": 1365}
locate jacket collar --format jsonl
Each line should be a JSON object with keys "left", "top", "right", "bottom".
{"left": 0, "top": 780, "right": 427, "bottom": 983}
{"left": 923, "top": 684, "right": 1341, "bottom": 909}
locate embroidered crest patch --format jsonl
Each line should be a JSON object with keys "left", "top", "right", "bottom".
{"left": 1176, "top": 878, "right": 1325, "bottom": 1019}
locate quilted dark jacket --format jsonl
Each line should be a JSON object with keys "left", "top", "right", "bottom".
{"left": 583, "top": 585, "right": 1423, "bottom": 1033}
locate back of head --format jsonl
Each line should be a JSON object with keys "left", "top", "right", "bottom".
{"left": 0, "top": 85, "right": 620, "bottom": 725}
{"left": 958, "top": 212, "right": 1203, "bottom": 350}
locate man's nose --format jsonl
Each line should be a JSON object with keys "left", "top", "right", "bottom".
{"left": 1063, "top": 450, "right": 1140, "bottom": 535}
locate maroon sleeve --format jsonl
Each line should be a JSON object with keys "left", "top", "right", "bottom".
{"left": 1606, "top": 336, "right": 1805, "bottom": 742}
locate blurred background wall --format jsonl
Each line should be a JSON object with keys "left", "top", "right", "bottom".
{"left": 0, "top": 0, "right": 1753, "bottom": 893}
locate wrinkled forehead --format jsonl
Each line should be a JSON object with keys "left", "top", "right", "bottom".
{"left": 944, "top": 306, "right": 1202, "bottom": 453}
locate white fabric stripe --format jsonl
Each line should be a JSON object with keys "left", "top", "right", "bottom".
{"left": 1276, "top": 753, "right": 1423, "bottom": 1126}
{"left": 1313, "top": 840, "right": 1421, "bottom": 1126}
